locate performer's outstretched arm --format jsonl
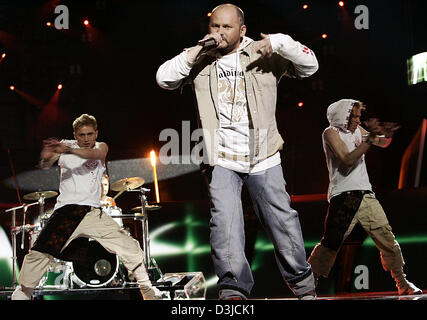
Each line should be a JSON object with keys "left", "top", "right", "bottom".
{"left": 43, "top": 138, "right": 108, "bottom": 161}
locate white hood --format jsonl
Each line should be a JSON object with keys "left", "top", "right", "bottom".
{"left": 326, "top": 99, "right": 358, "bottom": 131}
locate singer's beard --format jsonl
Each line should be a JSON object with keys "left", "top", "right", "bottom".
{"left": 216, "top": 39, "right": 241, "bottom": 56}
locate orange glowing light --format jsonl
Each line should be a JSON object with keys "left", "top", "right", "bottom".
{"left": 46, "top": 22, "right": 52, "bottom": 27}
{"left": 57, "top": 84, "right": 63, "bottom": 90}
{"left": 1, "top": 53, "right": 5, "bottom": 58}
{"left": 339, "top": 1, "right": 344, "bottom": 7}
{"left": 150, "top": 150, "right": 156, "bottom": 166}
{"left": 298, "top": 102, "right": 304, "bottom": 107}
{"left": 150, "top": 150, "right": 160, "bottom": 203}
{"left": 83, "top": 20, "right": 89, "bottom": 26}
{"left": 207, "top": 12, "right": 212, "bottom": 17}
{"left": 10, "top": 85, "right": 15, "bottom": 91}
{"left": 303, "top": 4, "right": 308, "bottom": 10}
{"left": 322, "top": 33, "right": 328, "bottom": 39}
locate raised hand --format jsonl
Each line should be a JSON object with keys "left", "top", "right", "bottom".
{"left": 42, "top": 138, "right": 67, "bottom": 154}
{"left": 252, "top": 33, "right": 272, "bottom": 58}
{"left": 187, "top": 32, "right": 222, "bottom": 64}
{"left": 253, "top": 32, "right": 273, "bottom": 57}
{"left": 379, "top": 122, "right": 401, "bottom": 138}
{"left": 246, "top": 33, "right": 273, "bottom": 72}
{"left": 363, "top": 118, "right": 382, "bottom": 135}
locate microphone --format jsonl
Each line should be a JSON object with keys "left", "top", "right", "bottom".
{"left": 198, "top": 38, "right": 217, "bottom": 48}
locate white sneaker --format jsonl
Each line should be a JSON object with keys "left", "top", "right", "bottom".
{"left": 140, "top": 284, "right": 169, "bottom": 300}
{"left": 398, "top": 281, "right": 423, "bottom": 295}
{"left": 11, "top": 285, "right": 33, "bottom": 300}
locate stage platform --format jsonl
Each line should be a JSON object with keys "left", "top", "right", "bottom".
{"left": 266, "top": 291, "right": 427, "bottom": 301}
{"left": 0, "top": 286, "right": 143, "bottom": 300}
{"left": 0, "top": 286, "right": 425, "bottom": 300}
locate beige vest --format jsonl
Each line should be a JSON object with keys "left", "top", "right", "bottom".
{"left": 190, "top": 42, "right": 294, "bottom": 166}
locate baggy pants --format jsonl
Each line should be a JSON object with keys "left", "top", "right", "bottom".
{"left": 18, "top": 208, "right": 144, "bottom": 288}
{"left": 204, "top": 164, "right": 315, "bottom": 298}
{"left": 308, "top": 192, "right": 404, "bottom": 278}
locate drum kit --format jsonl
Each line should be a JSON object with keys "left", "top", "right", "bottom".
{"left": 3, "top": 177, "right": 164, "bottom": 291}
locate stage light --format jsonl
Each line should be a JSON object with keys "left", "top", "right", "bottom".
{"left": 1, "top": 53, "right": 5, "bottom": 58}
{"left": 303, "top": 4, "right": 308, "bottom": 10}
{"left": 298, "top": 102, "right": 304, "bottom": 108}
{"left": 57, "top": 84, "right": 63, "bottom": 90}
{"left": 339, "top": 1, "right": 344, "bottom": 7}
{"left": 322, "top": 33, "right": 328, "bottom": 39}
{"left": 407, "top": 52, "right": 427, "bottom": 85}
{"left": 83, "top": 19, "right": 89, "bottom": 26}
{"left": 150, "top": 150, "right": 160, "bottom": 203}
{"left": 9, "top": 85, "right": 15, "bottom": 91}
{"left": 46, "top": 22, "right": 52, "bottom": 27}
{"left": 207, "top": 12, "right": 212, "bottom": 17}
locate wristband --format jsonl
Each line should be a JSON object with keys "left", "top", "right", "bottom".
{"left": 365, "top": 136, "right": 375, "bottom": 145}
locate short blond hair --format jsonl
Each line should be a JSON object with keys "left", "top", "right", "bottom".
{"left": 72, "top": 114, "right": 98, "bottom": 131}
{"left": 353, "top": 101, "right": 366, "bottom": 111}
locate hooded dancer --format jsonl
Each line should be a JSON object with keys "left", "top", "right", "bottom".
{"left": 156, "top": 4, "right": 318, "bottom": 300}
{"left": 308, "top": 99, "right": 422, "bottom": 295}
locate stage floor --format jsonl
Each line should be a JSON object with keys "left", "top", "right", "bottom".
{"left": 265, "top": 291, "right": 427, "bottom": 300}
{"left": 0, "top": 286, "right": 425, "bottom": 300}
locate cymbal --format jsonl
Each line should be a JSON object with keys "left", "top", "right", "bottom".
{"left": 110, "top": 177, "right": 144, "bottom": 192}
{"left": 131, "top": 205, "right": 161, "bottom": 212}
{"left": 106, "top": 157, "right": 199, "bottom": 184}
{"left": 23, "top": 191, "right": 58, "bottom": 201}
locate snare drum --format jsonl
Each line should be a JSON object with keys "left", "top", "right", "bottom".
{"left": 101, "top": 206, "right": 123, "bottom": 227}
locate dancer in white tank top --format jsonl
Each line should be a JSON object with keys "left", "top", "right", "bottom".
{"left": 308, "top": 99, "right": 421, "bottom": 296}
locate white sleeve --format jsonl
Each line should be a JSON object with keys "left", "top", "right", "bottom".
{"left": 156, "top": 50, "right": 194, "bottom": 90}
{"left": 269, "top": 33, "right": 319, "bottom": 78}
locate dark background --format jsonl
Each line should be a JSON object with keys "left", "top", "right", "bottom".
{"left": 0, "top": 0, "right": 427, "bottom": 202}
{"left": 0, "top": 0, "right": 426, "bottom": 200}
{"left": 0, "top": 0, "right": 426, "bottom": 299}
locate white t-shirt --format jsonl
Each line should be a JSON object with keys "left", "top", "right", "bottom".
{"left": 216, "top": 52, "right": 280, "bottom": 173}
{"left": 324, "top": 127, "right": 372, "bottom": 201}
{"left": 54, "top": 140, "right": 106, "bottom": 210}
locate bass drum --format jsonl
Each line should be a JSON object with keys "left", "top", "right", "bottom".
{"left": 70, "top": 238, "right": 120, "bottom": 288}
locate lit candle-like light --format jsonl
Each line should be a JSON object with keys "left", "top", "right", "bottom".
{"left": 150, "top": 150, "right": 160, "bottom": 203}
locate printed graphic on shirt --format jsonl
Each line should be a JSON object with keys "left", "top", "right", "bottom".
{"left": 84, "top": 159, "right": 99, "bottom": 171}
{"left": 217, "top": 55, "right": 248, "bottom": 124}
{"left": 216, "top": 53, "right": 251, "bottom": 168}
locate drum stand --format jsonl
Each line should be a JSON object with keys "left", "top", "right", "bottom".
{"left": 132, "top": 187, "right": 163, "bottom": 281}
{"left": 5, "top": 200, "right": 40, "bottom": 289}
